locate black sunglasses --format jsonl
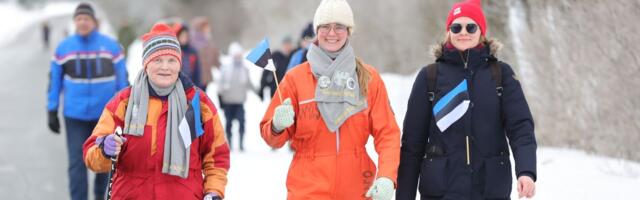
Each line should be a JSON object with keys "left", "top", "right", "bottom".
{"left": 449, "top": 23, "right": 478, "bottom": 34}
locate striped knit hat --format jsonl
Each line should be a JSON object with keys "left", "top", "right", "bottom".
{"left": 141, "top": 23, "right": 182, "bottom": 68}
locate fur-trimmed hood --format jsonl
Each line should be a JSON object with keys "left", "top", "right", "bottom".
{"left": 431, "top": 37, "right": 504, "bottom": 59}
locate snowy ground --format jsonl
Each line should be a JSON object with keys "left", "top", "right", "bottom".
{"left": 1, "top": 2, "right": 639, "bottom": 200}
{"left": 216, "top": 68, "right": 640, "bottom": 200}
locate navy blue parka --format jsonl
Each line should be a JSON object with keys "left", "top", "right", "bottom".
{"left": 396, "top": 39, "right": 537, "bottom": 200}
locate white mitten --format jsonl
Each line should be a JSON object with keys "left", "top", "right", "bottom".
{"left": 365, "top": 177, "right": 395, "bottom": 200}
{"left": 272, "top": 98, "right": 295, "bottom": 133}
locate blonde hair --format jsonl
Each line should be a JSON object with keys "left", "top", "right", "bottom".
{"left": 355, "top": 57, "right": 371, "bottom": 96}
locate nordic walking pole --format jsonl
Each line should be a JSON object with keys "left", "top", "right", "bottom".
{"left": 106, "top": 126, "right": 123, "bottom": 200}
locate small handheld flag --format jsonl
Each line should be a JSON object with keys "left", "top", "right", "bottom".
{"left": 246, "top": 37, "right": 276, "bottom": 71}
{"left": 246, "top": 37, "right": 283, "bottom": 103}
{"left": 433, "top": 79, "right": 471, "bottom": 132}
{"left": 179, "top": 90, "right": 205, "bottom": 148}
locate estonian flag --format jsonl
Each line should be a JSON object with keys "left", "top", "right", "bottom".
{"left": 246, "top": 37, "right": 276, "bottom": 71}
{"left": 178, "top": 90, "right": 205, "bottom": 148}
{"left": 433, "top": 79, "right": 471, "bottom": 132}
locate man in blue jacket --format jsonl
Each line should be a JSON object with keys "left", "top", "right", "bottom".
{"left": 47, "top": 3, "right": 128, "bottom": 200}
{"left": 285, "top": 23, "right": 315, "bottom": 72}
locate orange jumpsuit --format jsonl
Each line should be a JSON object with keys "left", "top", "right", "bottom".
{"left": 260, "top": 62, "right": 400, "bottom": 199}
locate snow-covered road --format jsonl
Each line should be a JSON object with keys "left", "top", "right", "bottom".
{"left": 1, "top": 2, "right": 639, "bottom": 199}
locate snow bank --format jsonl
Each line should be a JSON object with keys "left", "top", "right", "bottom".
{"left": 0, "top": 2, "right": 76, "bottom": 46}
{"left": 0, "top": 2, "right": 116, "bottom": 47}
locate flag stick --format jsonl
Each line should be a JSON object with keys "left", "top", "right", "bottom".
{"left": 268, "top": 60, "right": 283, "bottom": 103}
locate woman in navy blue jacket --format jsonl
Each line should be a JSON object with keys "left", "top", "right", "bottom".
{"left": 396, "top": 0, "right": 537, "bottom": 199}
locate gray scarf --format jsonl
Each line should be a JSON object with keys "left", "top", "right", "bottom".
{"left": 307, "top": 42, "right": 367, "bottom": 132}
{"left": 123, "top": 71, "right": 190, "bottom": 178}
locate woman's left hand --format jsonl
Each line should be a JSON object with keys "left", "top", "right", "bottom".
{"left": 517, "top": 175, "right": 535, "bottom": 199}
{"left": 365, "top": 177, "right": 395, "bottom": 200}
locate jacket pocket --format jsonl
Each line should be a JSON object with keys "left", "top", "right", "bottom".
{"left": 483, "top": 155, "right": 512, "bottom": 198}
{"left": 419, "top": 156, "right": 448, "bottom": 197}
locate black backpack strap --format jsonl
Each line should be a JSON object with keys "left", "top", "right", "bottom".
{"left": 423, "top": 63, "right": 440, "bottom": 158}
{"left": 489, "top": 61, "right": 503, "bottom": 97}
{"left": 426, "top": 63, "right": 438, "bottom": 102}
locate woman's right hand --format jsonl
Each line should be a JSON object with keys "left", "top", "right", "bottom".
{"left": 271, "top": 98, "right": 295, "bottom": 133}
{"left": 97, "top": 134, "right": 127, "bottom": 158}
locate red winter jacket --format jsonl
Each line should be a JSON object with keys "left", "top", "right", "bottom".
{"left": 83, "top": 85, "right": 230, "bottom": 199}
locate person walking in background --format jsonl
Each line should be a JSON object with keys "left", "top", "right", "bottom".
{"left": 42, "top": 21, "right": 50, "bottom": 50}
{"left": 190, "top": 16, "right": 220, "bottom": 92}
{"left": 219, "top": 42, "right": 254, "bottom": 151}
{"left": 396, "top": 0, "right": 537, "bottom": 199}
{"left": 174, "top": 22, "right": 205, "bottom": 90}
{"left": 47, "top": 3, "right": 128, "bottom": 200}
{"left": 259, "top": 0, "right": 400, "bottom": 199}
{"left": 117, "top": 19, "right": 136, "bottom": 58}
{"left": 259, "top": 35, "right": 292, "bottom": 101}
{"left": 83, "top": 23, "right": 229, "bottom": 200}
{"left": 286, "top": 23, "right": 315, "bottom": 72}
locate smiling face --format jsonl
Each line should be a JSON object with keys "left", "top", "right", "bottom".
{"left": 145, "top": 55, "right": 181, "bottom": 88}
{"left": 317, "top": 23, "right": 349, "bottom": 52}
{"left": 449, "top": 17, "right": 481, "bottom": 51}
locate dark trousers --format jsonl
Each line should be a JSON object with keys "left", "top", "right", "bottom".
{"left": 223, "top": 104, "right": 245, "bottom": 150}
{"left": 64, "top": 117, "right": 109, "bottom": 200}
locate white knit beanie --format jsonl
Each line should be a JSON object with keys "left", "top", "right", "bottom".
{"left": 313, "top": 0, "right": 355, "bottom": 34}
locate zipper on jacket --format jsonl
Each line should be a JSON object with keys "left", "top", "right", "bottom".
{"left": 333, "top": 129, "right": 340, "bottom": 199}
{"left": 466, "top": 136, "right": 470, "bottom": 165}
{"left": 75, "top": 52, "right": 81, "bottom": 77}
{"left": 336, "top": 129, "right": 340, "bottom": 153}
{"left": 85, "top": 43, "right": 92, "bottom": 118}
{"left": 96, "top": 47, "right": 103, "bottom": 75}
{"left": 460, "top": 49, "right": 472, "bottom": 166}
{"left": 460, "top": 50, "right": 470, "bottom": 69}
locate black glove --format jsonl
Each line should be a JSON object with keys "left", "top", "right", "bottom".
{"left": 47, "top": 111, "right": 60, "bottom": 134}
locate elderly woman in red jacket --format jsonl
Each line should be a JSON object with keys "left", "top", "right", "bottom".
{"left": 83, "top": 23, "right": 229, "bottom": 200}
